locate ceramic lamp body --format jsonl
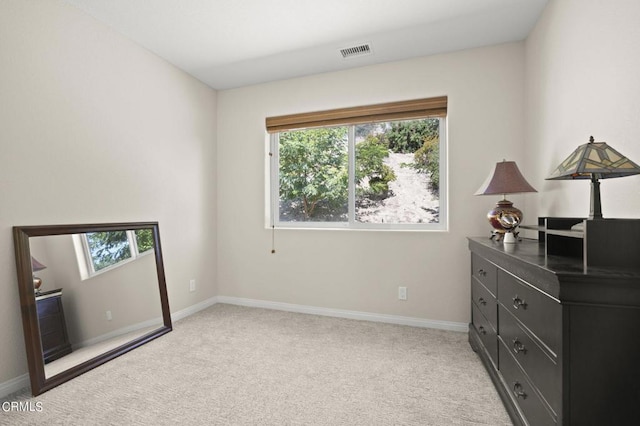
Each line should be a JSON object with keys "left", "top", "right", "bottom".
{"left": 487, "top": 199, "right": 522, "bottom": 236}
{"left": 33, "top": 277, "right": 42, "bottom": 293}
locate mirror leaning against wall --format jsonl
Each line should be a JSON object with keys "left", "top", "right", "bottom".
{"left": 13, "top": 222, "right": 172, "bottom": 396}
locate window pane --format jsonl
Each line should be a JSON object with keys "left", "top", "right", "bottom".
{"left": 85, "top": 231, "right": 132, "bottom": 271}
{"left": 355, "top": 119, "right": 440, "bottom": 224}
{"left": 134, "top": 229, "right": 154, "bottom": 253}
{"left": 278, "top": 127, "right": 348, "bottom": 222}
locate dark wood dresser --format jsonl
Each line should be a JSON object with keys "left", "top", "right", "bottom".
{"left": 36, "top": 288, "right": 72, "bottom": 364}
{"left": 468, "top": 218, "right": 640, "bottom": 426}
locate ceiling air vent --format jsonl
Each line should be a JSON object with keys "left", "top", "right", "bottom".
{"left": 339, "top": 43, "right": 372, "bottom": 59}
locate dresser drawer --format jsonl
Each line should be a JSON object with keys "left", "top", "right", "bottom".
{"left": 38, "top": 313, "right": 61, "bottom": 335}
{"left": 498, "top": 270, "right": 561, "bottom": 354}
{"left": 37, "top": 297, "right": 61, "bottom": 317}
{"left": 472, "top": 253, "right": 497, "bottom": 295}
{"left": 499, "top": 305, "right": 560, "bottom": 415}
{"left": 40, "top": 326, "right": 66, "bottom": 352}
{"left": 499, "top": 342, "right": 557, "bottom": 426}
{"left": 472, "top": 277, "right": 497, "bottom": 329}
{"left": 472, "top": 303, "right": 497, "bottom": 365}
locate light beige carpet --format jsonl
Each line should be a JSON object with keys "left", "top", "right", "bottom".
{"left": 1, "top": 304, "right": 511, "bottom": 425}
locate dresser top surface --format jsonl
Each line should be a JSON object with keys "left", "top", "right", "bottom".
{"left": 468, "top": 237, "right": 640, "bottom": 279}
{"left": 469, "top": 237, "right": 640, "bottom": 305}
{"left": 35, "top": 288, "right": 63, "bottom": 301}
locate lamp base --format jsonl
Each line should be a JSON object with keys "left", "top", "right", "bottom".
{"left": 503, "top": 232, "right": 517, "bottom": 244}
{"left": 589, "top": 176, "right": 603, "bottom": 220}
{"left": 490, "top": 229, "right": 520, "bottom": 242}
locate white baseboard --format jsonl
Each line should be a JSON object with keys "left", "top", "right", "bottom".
{"left": 75, "top": 296, "right": 218, "bottom": 350}
{"left": 171, "top": 296, "right": 218, "bottom": 322}
{"left": 215, "top": 296, "right": 469, "bottom": 332}
{"left": 73, "top": 317, "right": 164, "bottom": 351}
{"left": 0, "top": 373, "right": 30, "bottom": 400}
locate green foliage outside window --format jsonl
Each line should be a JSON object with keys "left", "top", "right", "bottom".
{"left": 384, "top": 119, "right": 439, "bottom": 153}
{"left": 135, "top": 229, "right": 154, "bottom": 253}
{"left": 355, "top": 136, "right": 396, "bottom": 198}
{"left": 279, "top": 127, "right": 349, "bottom": 219}
{"left": 86, "top": 231, "right": 131, "bottom": 272}
{"left": 413, "top": 137, "right": 440, "bottom": 191}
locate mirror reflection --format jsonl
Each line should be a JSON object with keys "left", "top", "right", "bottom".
{"left": 29, "top": 230, "right": 163, "bottom": 379}
{"left": 14, "top": 222, "right": 172, "bottom": 396}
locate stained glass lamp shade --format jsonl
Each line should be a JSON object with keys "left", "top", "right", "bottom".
{"left": 546, "top": 136, "right": 640, "bottom": 219}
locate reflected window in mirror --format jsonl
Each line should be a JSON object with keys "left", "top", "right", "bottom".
{"left": 75, "top": 229, "right": 155, "bottom": 279}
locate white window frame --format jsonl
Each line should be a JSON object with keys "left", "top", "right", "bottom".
{"left": 269, "top": 117, "right": 447, "bottom": 231}
{"left": 78, "top": 230, "right": 152, "bottom": 278}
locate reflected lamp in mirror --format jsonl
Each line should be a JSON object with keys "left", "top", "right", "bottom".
{"left": 475, "top": 160, "right": 537, "bottom": 243}
{"left": 31, "top": 256, "right": 47, "bottom": 294}
{"left": 546, "top": 136, "right": 640, "bottom": 220}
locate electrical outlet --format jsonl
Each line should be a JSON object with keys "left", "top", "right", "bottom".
{"left": 189, "top": 279, "right": 196, "bottom": 292}
{"left": 398, "top": 286, "right": 407, "bottom": 301}
{"left": 106, "top": 310, "right": 112, "bottom": 321}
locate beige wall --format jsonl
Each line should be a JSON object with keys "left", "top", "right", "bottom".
{"left": 525, "top": 0, "right": 640, "bottom": 218}
{"left": 217, "top": 43, "right": 526, "bottom": 324}
{"left": 0, "top": 1, "right": 217, "bottom": 384}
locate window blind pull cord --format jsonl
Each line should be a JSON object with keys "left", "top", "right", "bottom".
{"left": 269, "top": 151, "right": 276, "bottom": 254}
{"left": 271, "top": 225, "right": 276, "bottom": 254}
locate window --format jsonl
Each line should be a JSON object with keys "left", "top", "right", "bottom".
{"left": 267, "top": 97, "right": 447, "bottom": 230}
{"left": 81, "top": 229, "right": 154, "bottom": 276}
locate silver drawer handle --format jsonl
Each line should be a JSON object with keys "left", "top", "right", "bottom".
{"left": 478, "top": 297, "right": 487, "bottom": 306}
{"left": 477, "top": 268, "right": 487, "bottom": 277}
{"left": 513, "top": 382, "right": 527, "bottom": 399}
{"left": 478, "top": 326, "right": 487, "bottom": 335}
{"left": 512, "top": 295, "right": 528, "bottom": 310}
{"left": 512, "top": 338, "right": 527, "bottom": 355}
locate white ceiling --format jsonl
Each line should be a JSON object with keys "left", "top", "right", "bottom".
{"left": 63, "top": 0, "right": 549, "bottom": 90}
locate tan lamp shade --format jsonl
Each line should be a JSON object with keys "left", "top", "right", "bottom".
{"left": 31, "top": 256, "right": 47, "bottom": 272}
{"left": 475, "top": 160, "right": 537, "bottom": 196}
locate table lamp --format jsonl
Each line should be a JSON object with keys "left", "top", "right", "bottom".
{"left": 31, "top": 256, "right": 47, "bottom": 294}
{"left": 546, "top": 136, "right": 640, "bottom": 219}
{"left": 475, "top": 160, "right": 537, "bottom": 243}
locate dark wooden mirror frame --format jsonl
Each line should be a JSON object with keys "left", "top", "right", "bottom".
{"left": 13, "top": 222, "right": 172, "bottom": 396}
